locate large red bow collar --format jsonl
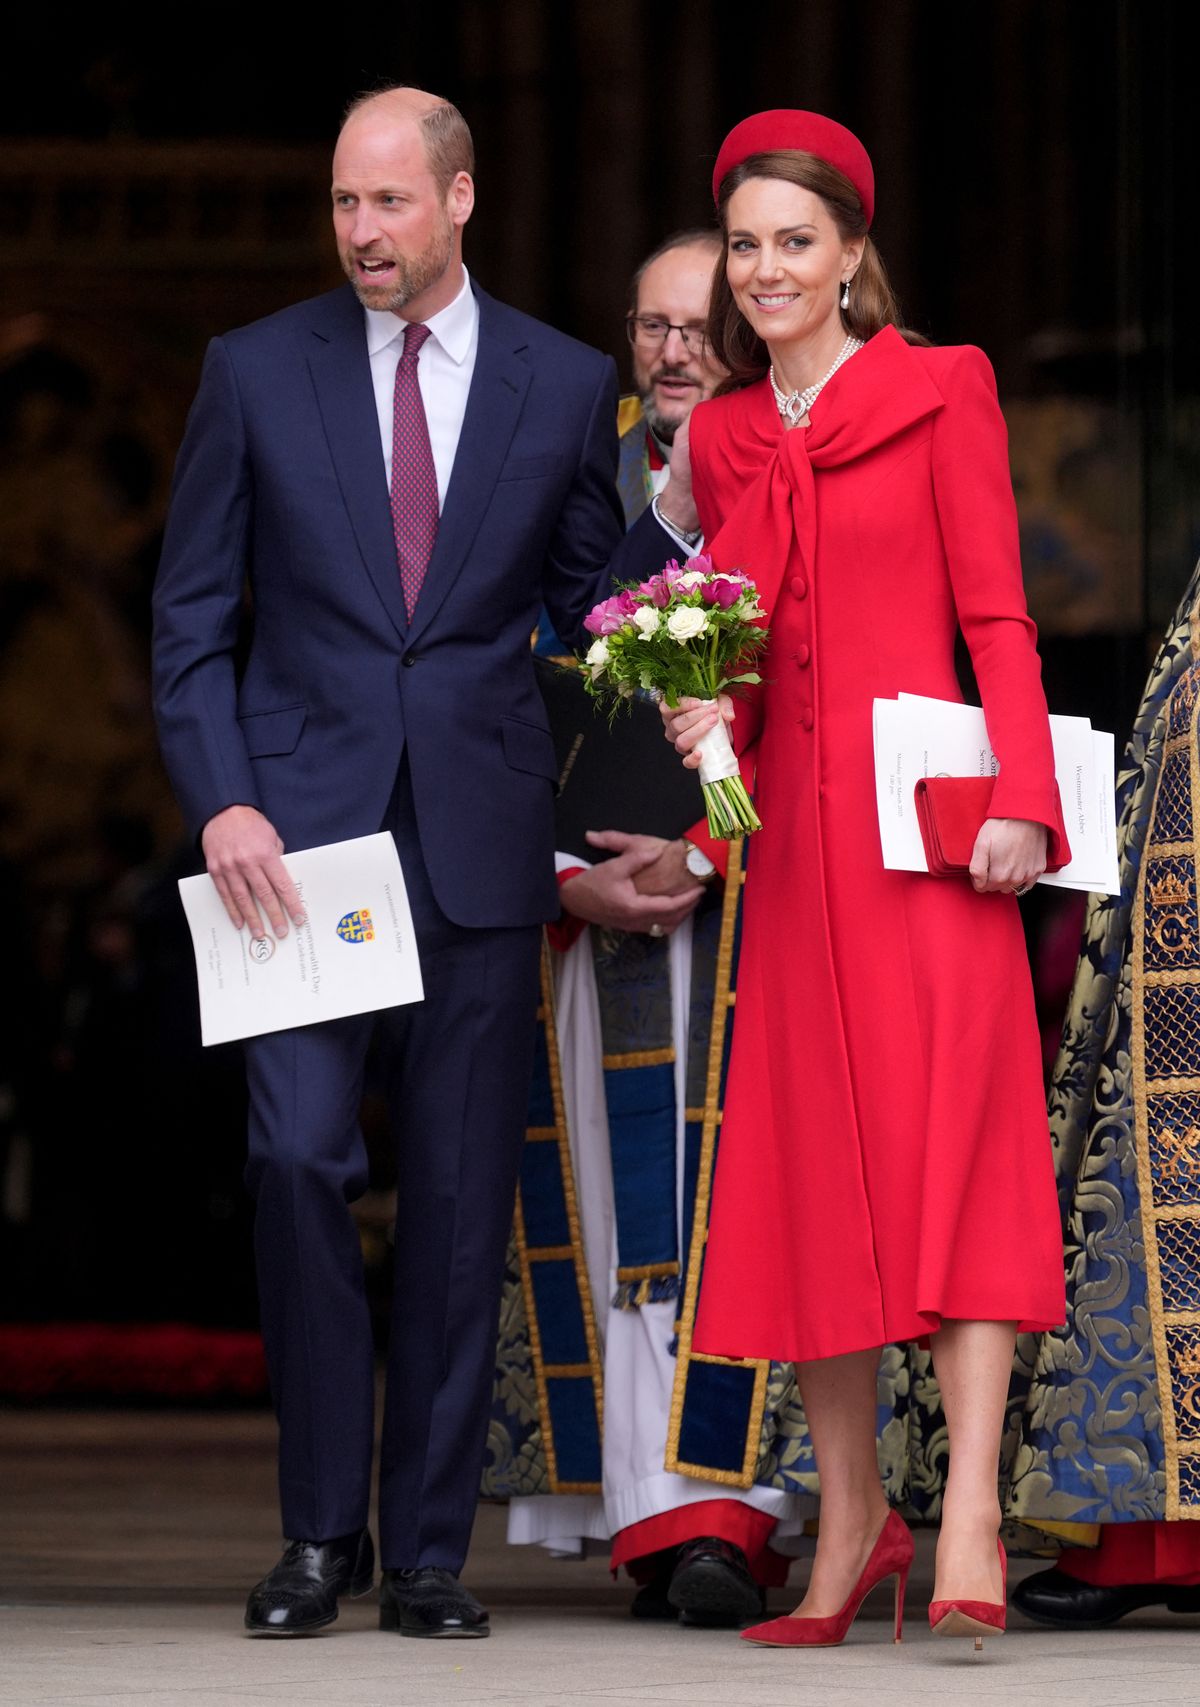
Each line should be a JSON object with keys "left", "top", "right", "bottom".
{"left": 691, "top": 327, "right": 946, "bottom": 611}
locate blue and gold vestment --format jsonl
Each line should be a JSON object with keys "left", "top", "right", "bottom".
{"left": 1008, "top": 560, "right": 1200, "bottom": 1534}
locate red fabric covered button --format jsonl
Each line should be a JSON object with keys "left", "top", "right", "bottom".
{"left": 801, "top": 707, "right": 814, "bottom": 730}
{"left": 790, "top": 576, "right": 808, "bottom": 600}
{"left": 796, "top": 644, "right": 811, "bottom": 667}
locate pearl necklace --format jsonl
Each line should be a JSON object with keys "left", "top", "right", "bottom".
{"left": 769, "top": 334, "right": 864, "bottom": 426}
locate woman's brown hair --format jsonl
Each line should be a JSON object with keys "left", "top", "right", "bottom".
{"left": 707, "top": 150, "right": 927, "bottom": 392}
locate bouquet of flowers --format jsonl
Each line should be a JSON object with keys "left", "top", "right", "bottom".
{"left": 579, "top": 554, "right": 768, "bottom": 839}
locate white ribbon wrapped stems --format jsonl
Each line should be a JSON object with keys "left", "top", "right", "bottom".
{"left": 696, "top": 702, "right": 741, "bottom": 785}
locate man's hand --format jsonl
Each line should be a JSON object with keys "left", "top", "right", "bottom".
{"left": 656, "top": 414, "right": 701, "bottom": 537}
{"left": 629, "top": 837, "right": 698, "bottom": 898}
{"left": 968, "top": 817, "right": 1048, "bottom": 895}
{"left": 559, "top": 830, "right": 703, "bottom": 934}
{"left": 201, "top": 805, "right": 307, "bottom": 939}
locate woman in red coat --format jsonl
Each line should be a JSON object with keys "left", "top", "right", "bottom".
{"left": 657, "top": 111, "right": 1068, "bottom": 1649}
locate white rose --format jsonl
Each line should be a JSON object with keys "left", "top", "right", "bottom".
{"left": 675, "top": 570, "right": 705, "bottom": 591}
{"left": 585, "top": 637, "right": 610, "bottom": 676}
{"left": 632, "top": 605, "right": 661, "bottom": 636}
{"left": 666, "top": 606, "right": 709, "bottom": 643}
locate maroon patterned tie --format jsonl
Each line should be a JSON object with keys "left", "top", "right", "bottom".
{"left": 390, "top": 321, "right": 438, "bottom": 622}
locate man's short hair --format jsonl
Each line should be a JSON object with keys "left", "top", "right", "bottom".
{"left": 342, "top": 87, "right": 475, "bottom": 196}
{"left": 630, "top": 227, "right": 723, "bottom": 312}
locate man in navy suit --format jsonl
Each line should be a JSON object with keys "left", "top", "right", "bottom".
{"left": 152, "top": 86, "right": 693, "bottom": 1640}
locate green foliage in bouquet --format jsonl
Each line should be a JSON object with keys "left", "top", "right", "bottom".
{"left": 578, "top": 554, "right": 768, "bottom": 838}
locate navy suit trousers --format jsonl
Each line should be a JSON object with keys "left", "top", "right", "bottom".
{"left": 243, "top": 763, "right": 541, "bottom": 1570}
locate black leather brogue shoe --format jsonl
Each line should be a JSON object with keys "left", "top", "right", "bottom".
{"left": 244, "top": 1529, "right": 374, "bottom": 1635}
{"left": 1012, "top": 1565, "right": 1200, "bottom": 1628}
{"left": 667, "top": 1536, "right": 766, "bottom": 1627}
{"left": 379, "top": 1567, "right": 490, "bottom": 1638}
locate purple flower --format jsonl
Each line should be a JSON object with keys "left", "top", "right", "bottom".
{"left": 700, "top": 576, "right": 743, "bottom": 609}
{"left": 683, "top": 553, "right": 715, "bottom": 577}
{"left": 584, "top": 595, "right": 633, "bottom": 636}
{"left": 638, "top": 576, "right": 671, "bottom": 608}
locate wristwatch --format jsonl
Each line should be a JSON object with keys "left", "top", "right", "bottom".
{"left": 652, "top": 492, "right": 703, "bottom": 550}
{"left": 683, "top": 840, "right": 718, "bottom": 883}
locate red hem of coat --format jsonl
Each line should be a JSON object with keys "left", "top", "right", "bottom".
{"left": 693, "top": 1308, "right": 1066, "bottom": 1365}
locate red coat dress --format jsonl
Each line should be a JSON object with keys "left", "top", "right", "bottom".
{"left": 689, "top": 326, "right": 1068, "bottom": 1363}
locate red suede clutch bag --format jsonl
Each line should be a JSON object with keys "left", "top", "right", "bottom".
{"left": 913, "top": 776, "right": 997, "bottom": 876}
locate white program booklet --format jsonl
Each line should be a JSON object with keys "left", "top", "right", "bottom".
{"left": 872, "top": 695, "right": 1118, "bottom": 895}
{"left": 178, "top": 832, "right": 425, "bottom": 1046}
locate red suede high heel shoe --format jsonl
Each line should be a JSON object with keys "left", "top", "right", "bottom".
{"left": 929, "top": 1538, "right": 1007, "bottom": 1649}
{"left": 741, "top": 1509, "right": 913, "bottom": 1648}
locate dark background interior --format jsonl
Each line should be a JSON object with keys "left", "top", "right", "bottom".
{"left": 0, "top": 1, "right": 1196, "bottom": 1355}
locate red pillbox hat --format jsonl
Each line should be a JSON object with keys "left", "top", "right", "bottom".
{"left": 712, "top": 109, "right": 874, "bottom": 226}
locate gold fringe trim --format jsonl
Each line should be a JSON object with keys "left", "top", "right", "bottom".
{"left": 601, "top": 1046, "right": 676, "bottom": 1070}
{"left": 616, "top": 1261, "right": 680, "bottom": 1282}
{"left": 665, "top": 838, "right": 769, "bottom": 1488}
{"left": 512, "top": 942, "right": 605, "bottom": 1495}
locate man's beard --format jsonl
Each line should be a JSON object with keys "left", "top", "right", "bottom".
{"left": 639, "top": 366, "right": 699, "bottom": 445}
{"left": 640, "top": 390, "right": 679, "bottom": 445}
{"left": 343, "top": 217, "right": 454, "bottom": 313}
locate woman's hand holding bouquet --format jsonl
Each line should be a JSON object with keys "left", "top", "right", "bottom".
{"left": 579, "top": 554, "right": 767, "bottom": 839}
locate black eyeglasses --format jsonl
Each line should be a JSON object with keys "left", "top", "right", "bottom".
{"left": 625, "top": 315, "right": 710, "bottom": 355}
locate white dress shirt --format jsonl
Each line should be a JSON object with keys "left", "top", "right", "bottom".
{"left": 363, "top": 267, "right": 480, "bottom": 511}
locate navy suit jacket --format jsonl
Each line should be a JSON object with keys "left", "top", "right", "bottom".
{"left": 153, "top": 281, "right": 671, "bottom": 927}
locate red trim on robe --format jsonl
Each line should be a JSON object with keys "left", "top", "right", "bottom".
{"left": 613, "top": 1499, "right": 789, "bottom": 1585}
{"left": 1059, "top": 1521, "right": 1200, "bottom": 1587}
{"left": 547, "top": 866, "right": 588, "bottom": 953}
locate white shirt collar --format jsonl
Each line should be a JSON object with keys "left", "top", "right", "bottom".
{"left": 363, "top": 267, "right": 476, "bottom": 363}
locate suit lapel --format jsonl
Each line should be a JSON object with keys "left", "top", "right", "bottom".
{"left": 305, "top": 287, "right": 409, "bottom": 640}
{"left": 405, "top": 287, "right": 531, "bottom": 648}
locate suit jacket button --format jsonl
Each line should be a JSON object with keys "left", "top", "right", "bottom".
{"left": 790, "top": 576, "right": 808, "bottom": 600}
{"left": 402, "top": 653, "right": 418, "bottom": 667}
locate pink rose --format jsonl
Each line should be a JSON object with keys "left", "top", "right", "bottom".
{"left": 615, "top": 588, "right": 639, "bottom": 617}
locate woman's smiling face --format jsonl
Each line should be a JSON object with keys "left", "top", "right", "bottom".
{"left": 724, "top": 176, "right": 862, "bottom": 349}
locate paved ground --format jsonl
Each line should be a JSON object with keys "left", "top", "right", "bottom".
{"left": 3, "top": 1410, "right": 1198, "bottom": 1706}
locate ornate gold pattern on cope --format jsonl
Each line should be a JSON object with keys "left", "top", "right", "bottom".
{"left": 1008, "top": 567, "right": 1200, "bottom": 1535}
{"left": 1134, "top": 660, "right": 1200, "bottom": 1514}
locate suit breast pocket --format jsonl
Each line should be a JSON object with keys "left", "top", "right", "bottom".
{"left": 500, "top": 715, "right": 558, "bottom": 784}
{"left": 495, "top": 454, "right": 564, "bottom": 485}
{"left": 238, "top": 704, "right": 308, "bottom": 758}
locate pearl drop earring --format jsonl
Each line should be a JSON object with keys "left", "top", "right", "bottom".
{"left": 841, "top": 278, "right": 851, "bottom": 310}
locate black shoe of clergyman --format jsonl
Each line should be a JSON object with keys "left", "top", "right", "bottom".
{"left": 666, "top": 1537, "right": 767, "bottom": 1628}
{"left": 629, "top": 1549, "right": 680, "bottom": 1620}
{"left": 379, "top": 1567, "right": 490, "bottom": 1638}
{"left": 244, "top": 1529, "right": 375, "bottom": 1635}
{"left": 1012, "top": 1565, "right": 1200, "bottom": 1629}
